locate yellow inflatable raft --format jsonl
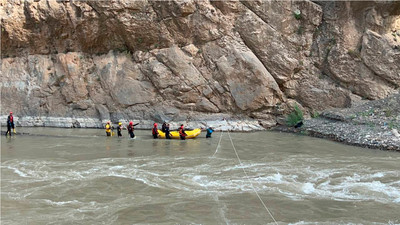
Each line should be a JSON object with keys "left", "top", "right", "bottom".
{"left": 157, "top": 128, "right": 201, "bottom": 139}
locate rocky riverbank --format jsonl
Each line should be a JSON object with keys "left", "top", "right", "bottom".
{"left": 0, "top": 114, "right": 265, "bottom": 131}
{"left": 274, "top": 93, "right": 400, "bottom": 151}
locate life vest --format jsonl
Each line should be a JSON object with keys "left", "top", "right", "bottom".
{"left": 105, "top": 124, "right": 111, "bottom": 133}
{"left": 152, "top": 127, "right": 158, "bottom": 135}
{"left": 9, "top": 115, "right": 13, "bottom": 123}
{"left": 127, "top": 125, "right": 134, "bottom": 132}
{"left": 179, "top": 127, "right": 186, "bottom": 136}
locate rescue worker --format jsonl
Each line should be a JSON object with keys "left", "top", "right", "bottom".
{"left": 105, "top": 121, "right": 113, "bottom": 136}
{"left": 117, "top": 122, "right": 123, "bottom": 137}
{"left": 178, "top": 124, "right": 187, "bottom": 140}
{"left": 5, "top": 111, "right": 15, "bottom": 136}
{"left": 165, "top": 123, "right": 171, "bottom": 139}
{"left": 152, "top": 123, "right": 159, "bottom": 139}
{"left": 127, "top": 121, "right": 139, "bottom": 139}
{"left": 206, "top": 127, "right": 214, "bottom": 138}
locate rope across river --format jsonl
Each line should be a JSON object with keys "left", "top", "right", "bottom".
{"left": 206, "top": 119, "right": 279, "bottom": 224}
{"left": 227, "top": 130, "right": 279, "bottom": 225}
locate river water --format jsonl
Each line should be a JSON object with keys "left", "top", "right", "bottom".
{"left": 1, "top": 127, "right": 399, "bottom": 224}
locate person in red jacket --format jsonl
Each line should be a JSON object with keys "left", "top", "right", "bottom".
{"left": 152, "top": 123, "right": 159, "bottom": 139}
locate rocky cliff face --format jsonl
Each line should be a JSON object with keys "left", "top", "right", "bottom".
{"left": 1, "top": 0, "right": 399, "bottom": 129}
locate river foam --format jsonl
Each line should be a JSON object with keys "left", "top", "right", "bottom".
{"left": 2, "top": 156, "right": 399, "bottom": 205}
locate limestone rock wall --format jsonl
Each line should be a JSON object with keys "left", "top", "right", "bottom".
{"left": 1, "top": 0, "right": 399, "bottom": 128}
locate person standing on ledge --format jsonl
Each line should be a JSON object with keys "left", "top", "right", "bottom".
{"left": 179, "top": 124, "right": 187, "bottom": 140}
{"left": 5, "top": 111, "right": 15, "bottom": 136}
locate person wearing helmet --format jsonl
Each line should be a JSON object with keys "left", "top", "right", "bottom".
{"left": 178, "top": 124, "right": 187, "bottom": 140}
{"left": 5, "top": 111, "right": 15, "bottom": 136}
{"left": 105, "top": 121, "right": 113, "bottom": 136}
{"left": 117, "top": 122, "right": 123, "bottom": 137}
{"left": 152, "top": 123, "right": 159, "bottom": 139}
{"left": 127, "top": 121, "right": 139, "bottom": 139}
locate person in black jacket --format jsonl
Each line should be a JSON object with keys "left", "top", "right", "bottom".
{"left": 165, "top": 123, "right": 171, "bottom": 139}
{"left": 161, "top": 122, "right": 167, "bottom": 133}
{"left": 117, "top": 122, "right": 123, "bottom": 137}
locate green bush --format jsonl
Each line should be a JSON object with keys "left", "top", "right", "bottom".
{"left": 286, "top": 105, "right": 304, "bottom": 126}
{"left": 384, "top": 108, "right": 393, "bottom": 117}
{"left": 293, "top": 10, "right": 301, "bottom": 20}
{"left": 311, "top": 111, "right": 319, "bottom": 118}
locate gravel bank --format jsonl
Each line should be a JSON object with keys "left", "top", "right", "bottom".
{"left": 275, "top": 94, "right": 400, "bottom": 151}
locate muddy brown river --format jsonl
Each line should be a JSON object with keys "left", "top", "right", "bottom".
{"left": 1, "top": 127, "right": 399, "bottom": 224}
